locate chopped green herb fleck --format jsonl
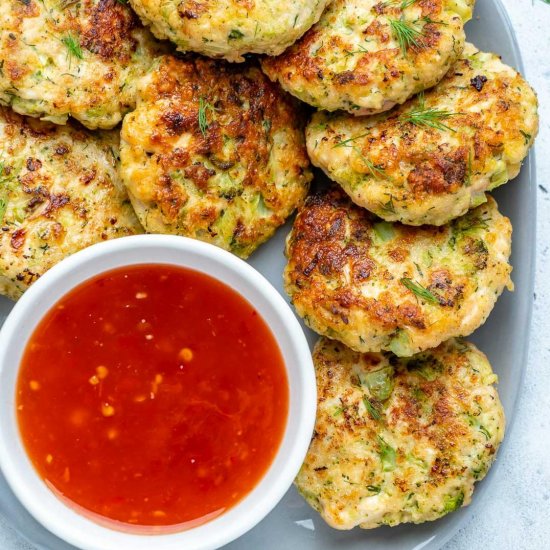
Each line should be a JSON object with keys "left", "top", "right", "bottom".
{"left": 228, "top": 29, "right": 244, "bottom": 40}
{"left": 61, "top": 34, "right": 83, "bottom": 61}
{"left": 377, "top": 436, "right": 397, "bottom": 472}
{"left": 479, "top": 425, "right": 491, "bottom": 440}
{"left": 379, "top": 196, "right": 396, "bottom": 214}
{"left": 333, "top": 132, "right": 371, "bottom": 148}
{"left": 399, "top": 92, "right": 461, "bottom": 132}
{"left": 198, "top": 97, "right": 214, "bottom": 137}
{"left": 400, "top": 278, "right": 439, "bottom": 304}
{"left": 520, "top": 129, "right": 532, "bottom": 145}
{"left": 363, "top": 396, "right": 382, "bottom": 421}
{"left": 389, "top": 18, "right": 423, "bottom": 56}
{"left": 352, "top": 147, "right": 385, "bottom": 178}
{"left": 333, "top": 137, "right": 384, "bottom": 178}
{"left": 344, "top": 43, "right": 370, "bottom": 56}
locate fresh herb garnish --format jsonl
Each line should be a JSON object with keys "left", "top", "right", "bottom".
{"left": 346, "top": 146, "right": 385, "bottom": 178}
{"left": 389, "top": 18, "right": 423, "bottom": 56}
{"left": 344, "top": 43, "right": 370, "bottom": 56}
{"left": 400, "top": 278, "right": 439, "bottom": 304}
{"left": 399, "top": 93, "right": 461, "bottom": 132}
{"left": 198, "top": 97, "right": 214, "bottom": 137}
{"left": 333, "top": 134, "right": 385, "bottom": 178}
{"left": 61, "top": 34, "right": 83, "bottom": 62}
{"left": 333, "top": 132, "right": 371, "bottom": 148}
{"left": 363, "top": 396, "right": 382, "bottom": 421}
{"left": 379, "top": 195, "right": 396, "bottom": 214}
{"left": 383, "top": 0, "right": 418, "bottom": 8}
{"left": 354, "top": 148, "right": 385, "bottom": 178}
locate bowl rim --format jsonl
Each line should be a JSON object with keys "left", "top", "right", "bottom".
{"left": 0, "top": 234, "right": 316, "bottom": 550}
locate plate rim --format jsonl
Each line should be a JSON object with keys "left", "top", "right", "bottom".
{"left": 0, "top": 0, "right": 538, "bottom": 548}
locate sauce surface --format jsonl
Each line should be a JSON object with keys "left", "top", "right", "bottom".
{"left": 17, "top": 265, "right": 288, "bottom": 528}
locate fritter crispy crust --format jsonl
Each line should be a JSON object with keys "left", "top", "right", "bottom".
{"left": 129, "top": 0, "right": 330, "bottom": 62}
{"left": 0, "top": 108, "right": 142, "bottom": 300}
{"left": 296, "top": 337, "right": 505, "bottom": 529}
{"left": 284, "top": 186, "right": 512, "bottom": 356}
{"left": 306, "top": 43, "right": 539, "bottom": 225}
{"left": 262, "top": 0, "right": 474, "bottom": 115}
{"left": 120, "top": 55, "right": 312, "bottom": 258}
{"left": 0, "top": 0, "right": 163, "bottom": 129}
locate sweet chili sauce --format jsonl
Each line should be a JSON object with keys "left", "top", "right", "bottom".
{"left": 17, "top": 264, "right": 288, "bottom": 528}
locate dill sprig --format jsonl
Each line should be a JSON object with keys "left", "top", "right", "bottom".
{"left": 383, "top": 0, "right": 419, "bottom": 8}
{"left": 353, "top": 147, "right": 385, "bottom": 178}
{"left": 400, "top": 278, "right": 439, "bottom": 304}
{"left": 344, "top": 43, "right": 370, "bottom": 57}
{"left": 61, "top": 34, "right": 83, "bottom": 62}
{"left": 399, "top": 93, "right": 461, "bottom": 132}
{"left": 333, "top": 132, "right": 371, "bottom": 148}
{"left": 333, "top": 137, "right": 385, "bottom": 179}
{"left": 363, "top": 396, "right": 382, "bottom": 421}
{"left": 379, "top": 195, "right": 396, "bottom": 214}
{"left": 389, "top": 17, "right": 423, "bottom": 55}
{"left": 198, "top": 97, "right": 214, "bottom": 137}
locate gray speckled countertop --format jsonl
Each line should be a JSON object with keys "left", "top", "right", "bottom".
{"left": 1, "top": 1, "right": 549, "bottom": 549}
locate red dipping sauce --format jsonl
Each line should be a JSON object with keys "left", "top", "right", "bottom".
{"left": 17, "top": 265, "right": 288, "bottom": 529}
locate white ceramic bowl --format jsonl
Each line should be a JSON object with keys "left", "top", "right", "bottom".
{"left": 0, "top": 235, "right": 316, "bottom": 550}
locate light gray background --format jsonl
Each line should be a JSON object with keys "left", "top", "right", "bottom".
{"left": 0, "top": 1, "right": 548, "bottom": 549}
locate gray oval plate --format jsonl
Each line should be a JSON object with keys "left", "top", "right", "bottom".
{"left": 0, "top": 0, "right": 536, "bottom": 548}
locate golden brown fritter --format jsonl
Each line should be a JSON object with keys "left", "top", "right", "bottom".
{"left": 120, "top": 55, "right": 312, "bottom": 258}
{"left": 296, "top": 337, "right": 505, "bottom": 529}
{"left": 129, "top": 0, "right": 330, "bottom": 61}
{"left": 262, "top": 0, "right": 474, "bottom": 115}
{"left": 306, "top": 44, "right": 539, "bottom": 225}
{"left": 284, "top": 186, "right": 512, "bottom": 356}
{"left": 0, "top": 0, "right": 163, "bottom": 129}
{"left": 0, "top": 108, "right": 142, "bottom": 300}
